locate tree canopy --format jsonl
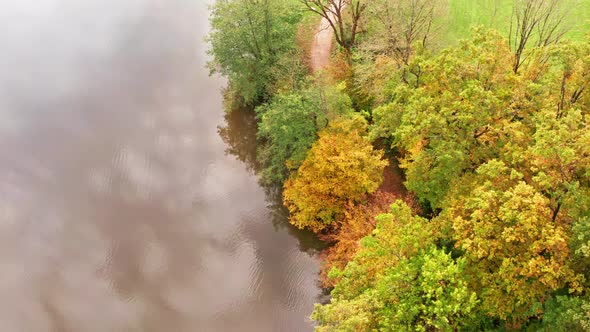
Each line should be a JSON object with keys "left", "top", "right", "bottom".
{"left": 256, "top": 82, "right": 352, "bottom": 185}
{"left": 283, "top": 116, "right": 387, "bottom": 232}
{"left": 313, "top": 201, "right": 478, "bottom": 331}
{"left": 208, "top": 0, "right": 303, "bottom": 104}
{"left": 208, "top": 0, "right": 590, "bottom": 328}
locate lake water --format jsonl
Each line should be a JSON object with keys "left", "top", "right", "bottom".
{"left": 0, "top": 0, "right": 323, "bottom": 331}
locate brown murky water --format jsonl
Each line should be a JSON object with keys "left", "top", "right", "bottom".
{"left": 0, "top": 1, "right": 323, "bottom": 331}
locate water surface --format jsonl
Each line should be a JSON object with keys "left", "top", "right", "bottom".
{"left": 0, "top": 1, "right": 322, "bottom": 331}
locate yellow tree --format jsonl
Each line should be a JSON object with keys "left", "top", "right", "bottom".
{"left": 440, "top": 160, "right": 582, "bottom": 324}
{"left": 283, "top": 116, "right": 388, "bottom": 232}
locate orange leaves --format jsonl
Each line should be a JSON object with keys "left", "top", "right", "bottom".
{"left": 319, "top": 191, "right": 397, "bottom": 288}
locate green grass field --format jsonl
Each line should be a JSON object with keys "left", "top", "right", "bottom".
{"left": 444, "top": 0, "right": 590, "bottom": 43}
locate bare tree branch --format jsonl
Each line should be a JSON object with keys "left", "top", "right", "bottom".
{"left": 299, "top": 0, "right": 367, "bottom": 52}
{"left": 510, "top": 0, "right": 569, "bottom": 73}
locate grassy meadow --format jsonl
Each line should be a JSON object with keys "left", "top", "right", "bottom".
{"left": 444, "top": 0, "right": 590, "bottom": 43}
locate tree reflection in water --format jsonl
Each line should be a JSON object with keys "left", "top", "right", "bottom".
{"left": 218, "top": 106, "right": 327, "bottom": 255}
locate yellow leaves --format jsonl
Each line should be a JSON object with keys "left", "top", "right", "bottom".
{"left": 283, "top": 116, "right": 388, "bottom": 233}
{"left": 442, "top": 162, "right": 581, "bottom": 322}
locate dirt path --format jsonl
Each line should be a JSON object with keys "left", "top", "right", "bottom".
{"left": 310, "top": 17, "right": 335, "bottom": 72}
{"left": 308, "top": 13, "right": 413, "bottom": 211}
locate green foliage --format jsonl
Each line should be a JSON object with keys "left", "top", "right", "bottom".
{"left": 374, "top": 29, "right": 520, "bottom": 208}
{"left": 366, "top": 29, "right": 590, "bottom": 328}
{"left": 573, "top": 217, "right": 590, "bottom": 260}
{"left": 283, "top": 116, "right": 387, "bottom": 232}
{"left": 211, "top": 0, "right": 590, "bottom": 327}
{"left": 207, "top": 0, "right": 304, "bottom": 104}
{"left": 538, "top": 296, "right": 590, "bottom": 331}
{"left": 376, "top": 248, "right": 478, "bottom": 331}
{"left": 313, "top": 201, "right": 478, "bottom": 331}
{"left": 256, "top": 83, "right": 352, "bottom": 185}
{"left": 571, "top": 215, "right": 590, "bottom": 288}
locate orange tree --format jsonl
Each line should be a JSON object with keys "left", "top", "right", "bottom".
{"left": 319, "top": 191, "right": 396, "bottom": 287}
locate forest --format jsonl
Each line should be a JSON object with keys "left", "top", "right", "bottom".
{"left": 208, "top": 0, "right": 590, "bottom": 330}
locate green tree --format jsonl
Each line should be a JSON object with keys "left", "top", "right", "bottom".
{"left": 313, "top": 201, "right": 478, "bottom": 331}
{"left": 374, "top": 29, "right": 524, "bottom": 208}
{"left": 571, "top": 215, "right": 590, "bottom": 287}
{"left": 283, "top": 115, "right": 387, "bottom": 232}
{"left": 538, "top": 296, "right": 590, "bottom": 331}
{"left": 256, "top": 82, "right": 352, "bottom": 185}
{"left": 208, "top": 0, "right": 303, "bottom": 104}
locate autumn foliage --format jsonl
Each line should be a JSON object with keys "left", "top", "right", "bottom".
{"left": 283, "top": 116, "right": 388, "bottom": 233}
{"left": 319, "top": 191, "right": 396, "bottom": 288}
{"left": 315, "top": 30, "right": 590, "bottom": 330}
{"left": 209, "top": 0, "right": 590, "bottom": 329}
{"left": 313, "top": 201, "right": 478, "bottom": 331}
{"left": 440, "top": 160, "right": 581, "bottom": 323}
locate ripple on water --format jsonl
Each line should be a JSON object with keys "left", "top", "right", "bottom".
{"left": 0, "top": 0, "right": 323, "bottom": 330}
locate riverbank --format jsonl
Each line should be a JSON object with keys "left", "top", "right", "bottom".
{"left": 208, "top": 1, "right": 590, "bottom": 330}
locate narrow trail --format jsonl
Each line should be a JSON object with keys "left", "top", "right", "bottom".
{"left": 309, "top": 17, "right": 412, "bottom": 207}
{"left": 310, "top": 16, "right": 335, "bottom": 72}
